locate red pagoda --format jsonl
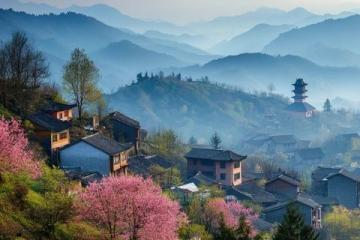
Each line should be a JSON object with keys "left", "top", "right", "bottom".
{"left": 287, "top": 79, "right": 316, "bottom": 118}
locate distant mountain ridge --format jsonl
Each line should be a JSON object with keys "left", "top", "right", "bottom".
{"left": 211, "top": 24, "right": 294, "bottom": 55}
{"left": 264, "top": 14, "right": 360, "bottom": 67}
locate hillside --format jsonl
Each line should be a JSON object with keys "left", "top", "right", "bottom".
{"left": 105, "top": 74, "right": 289, "bottom": 144}
{"left": 211, "top": 24, "right": 294, "bottom": 55}
{"left": 264, "top": 15, "right": 360, "bottom": 67}
{"left": 170, "top": 53, "right": 360, "bottom": 104}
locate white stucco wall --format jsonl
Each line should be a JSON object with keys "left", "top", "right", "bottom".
{"left": 60, "top": 141, "right": 111, "bottom": 176}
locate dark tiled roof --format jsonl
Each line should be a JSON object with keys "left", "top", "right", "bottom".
{"left": 230, "top": 183, "right": 278, "bottom": 204}
{"left": 63, "top": 168, "right": 103, "bottom": 186}
{"left": 311, "top": 167, "right": 342, "bottom": 181}
{"left": 269, "top": 135, "right": 297, "bottom": 144}
{"left": 185, "top": 148, "right": 247, "bottom": 162}
{"left": 109, "top": 111, "right": 140, "bottom": 128}
{"left": 325, "top": 169, "right": 360, "bottom": 182}
{"left": 263, "top": 193, "right": 320, "bottom": 212}
{"left": 266, "top": 174, "right": 301, "bottom": 187}
{"left": 128, "top": 155, "right": 172, "bottom": 175}
{"left": 42, "top": 99, "right": 76, "bottom": 112}
{"left": 287, "top": 102, "right": 316, "bottom": 112}
{"left": 296, "top": 148, "right": 325, "bottom": 160}
{"left": 28, "top": 112, "right": 71, "bottom": 132}
{"left": 310, "top": 194, "right": 338, "bottom": 206}
{"left": 186, "top": 172, "right": 219, "bottom": 186}
{"left": 82, "top": 133, "right": 133, "bottom": 155}
{"left": 252, "top": 218, "right": 274, "bottom": 232}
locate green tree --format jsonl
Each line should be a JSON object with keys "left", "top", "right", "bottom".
{"left": 149, "top": 164, "right": 182, "bottom": 188}
{"left": 210, "top": 132, "right": 222, "bottom": 149}
{"left": 323, "top": 98, "right": 332, "bottom": 112}
{"left": 273, "top": 206, "right": 319, "bottom": 240}
{"left": 179, "top": 224, "right": 213, "bottom": 240}
{"left": 145, "top": 129, "right": 186, "bottom": 157}
{"left": 63, "top": 48, "right": 101, "bottom": 123}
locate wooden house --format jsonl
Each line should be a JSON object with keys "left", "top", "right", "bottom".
{"left": 60, "top": 133, "right": 132, "bottom": 176}
{"left": 265, "top": 174, "right": 301, "bottom": 199}
{"left": 103, "top": 111, "right": 141, "bottom": 152}
{"left": 185, "top": 148, "right": 247, "bottom": 186}
{"left": 41, "top": 99, "right": 76, "bottom": 122}
{"left": 263, "top": 194, "right": 322, "bottom": 229}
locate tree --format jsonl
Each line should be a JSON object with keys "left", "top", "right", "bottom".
{"left": 178, "top": 223, "right": 213, "bottom": 240}
{"left": 210, "top": 132, "right": 222, "bottom": 149}
{"left": 0, "top": 118, "right": 41, "bottom": 178}
{"left": 203, "top": 199, "right": 257, "bottom": 236}
{"left": 323, "top": 98, "right": 332, "bottom": 112}
{"left": 273, "top": 206, "right": 319, "bottom": 240}
{"left": 323, "top": 206, "right": 360, "bottom": 240}
{"left": 78, "top": 176, "right": 182, "bottom": 240}
{"left": 63, "top": 48, "right": 101, "bottom": 123}
{"left": 145, "top": 129, "right": 186, "bottom": 157}
{"left": 188, "top": 136, "right": 198, "bottom": 145}
{"left": 0, "top": 32, "right": 49, "bottom": 116}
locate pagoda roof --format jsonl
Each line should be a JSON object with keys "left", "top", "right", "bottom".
{"left": 292, "top": 78, "right": 308, "bottom": 86}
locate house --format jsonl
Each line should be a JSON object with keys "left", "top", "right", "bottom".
{"left": 287, "top": 78, "right": 316, "bottom": 118}
{"left": 128, "top": 155, "right": 172, "bottom": 176}
{"left": 41, "top": 98, "right": 76, "bottom": 122}
{"left": 293, "top": 148, "right": 325, "bottom": 166}
{"left": 226, "top": 182, "right": 279, "bottom": 207}
{"left": 103, "top": 111, "right": 141, "bottom": 152}
{"left": 265, "top": 174, "right": 301, "bottom": 199}
{"left": 171, "top": 182, "right": 199, "bottom": 204}
{"left": 185, "top": 148, "right": 247, "bottom": 186}
{"left": 28, "top": 112, "right": 71, "bottom": 159}
{"left": 266, "top": 135, "right": 309, "bottom": 154}
{"left": 311, "top": 167, "right": 360, "bottom": 209}
{"left": 185, "top": 171, "right": 219, "bottom": 186}
{"left": 60, "top": 133, "right": 133, "bottom": 176}
{"left": 263, "top": 194, "right": 322, "bottom": 229}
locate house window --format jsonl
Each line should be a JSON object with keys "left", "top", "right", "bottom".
{"left": 220, "top": 162, "right": 226, "bottom": 169}
{"left": 234, "top": 161, "right": 240, "bottom": 168}
{"left": 234, "top": 173, "right": 241, "bottom": 180}
{"left": 52, "top": 134, "right": 58, "bottom": 142}
{"left": 64, "top": 110, "right": 69, "bottom": 117}
{"left": 220, "top": 173, "right": 226, "bottom": 180}
{"left": 58, "top": 112, "right": 63, "bottom": 119}
{"left": 59, "top": 131, "right": 67, "bottom": 140}
{"left": 114, "top": 155, "right": 120, "bottom": 164}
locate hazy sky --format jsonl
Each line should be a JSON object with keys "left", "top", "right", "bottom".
{"left": 22, "top": 0, "right": 360, "bottom": 24}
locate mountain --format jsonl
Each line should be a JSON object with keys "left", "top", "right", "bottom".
{"left": 105, "top": 74, "right": 288, "bottom": 144}
{"left": 186, "top": 7, "right": 355, "bottom": 41}
{"left": 92, "top": 41, "right": 185, "bottom": 88}
{"left": 211, "top": 24, "right": 294, "bottom": 55}
{"left": 65, "top": 4, "right": 183, "bottom": 34}
{"left": 0, "top": 0, "right": 184, "bottom": 34}
{"left": 168, "top": 53, "right": 360, "bottom": 104}
{"left": 0, "top": 9, "right": 215, "bottom": 90}
{"left": 264, "top": 15, "right": 360, "bottom": 67}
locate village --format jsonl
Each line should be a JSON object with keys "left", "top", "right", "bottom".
{"left": 19, "top": 76, "right": 360, "bottom": 238}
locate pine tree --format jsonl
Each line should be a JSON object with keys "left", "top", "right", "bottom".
{"left": 273, "top": 206, "right": 319, "bottom": 240}
{"left": 210, "top": 132, "right": 222, "bottom": 149}
{"left": 323, "top": 98, "right": 332, "bottom": 112}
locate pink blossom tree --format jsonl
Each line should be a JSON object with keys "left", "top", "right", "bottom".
{"left": 77, "top": 176, "right": 183, "bottom": 240}
{"left": 203, "top": 198, "right": 258, "bottom": 235}
{"left": 0, "top": 118, "right": 41, "bottom": 178}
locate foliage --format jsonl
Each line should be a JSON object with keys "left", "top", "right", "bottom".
{"left": 0, "top": 32, "right": 49, "bottom": 116}
{"left": 203, "top": 198, "right": 258, "bottom": 236}
{"left": 273, "top": 206, "right": 319, "bottom": 240}
{"left": 77, "top": 175, "right": 182, "bottom": 240}
{"left": 178, "top": 223, "right": 213, "bottom": 240}
{"left": 63, "top": 48, "right": 101, "bottom": 122}
{"left": 323, "top": 206, "right": 360, "bottom": 240}
{"left": 149, "top": 164, "right": 182, "bottom": 188}
{"left": 0, "top": 118, "right": 41, "bottom": 178}
{"left": 210, "top": 132, "right": 222, "bottom": 149}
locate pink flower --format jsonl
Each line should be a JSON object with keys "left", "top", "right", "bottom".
{"left": 0, "top": 118, "right": 41, "bottom": 178}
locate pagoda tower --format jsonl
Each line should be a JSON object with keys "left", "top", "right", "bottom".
{"left": 292, "top": 79, "right": 308, "bottom": 103}
{"left": 287, "top": 78, "right": 316, "bottom": 118}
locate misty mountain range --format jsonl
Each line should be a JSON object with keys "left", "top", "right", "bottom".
{"left": 1, "top": 1, "right": 360, "bottom": 104}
